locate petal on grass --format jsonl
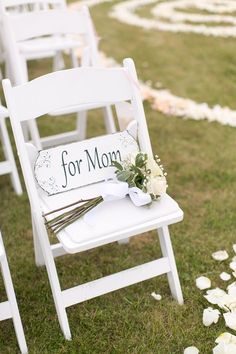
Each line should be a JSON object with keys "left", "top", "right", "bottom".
{"left": 204, "top": 288, "right": 227, "bottom": 305}
{"left": 224, "top": 313, "right": 236, "bottom": 331}
{"left": 213, "top": 342, "right": 236, "bottom": 354}
{"left": 151, "top": 292, "right": 162, "bottom": 301}
{"left": 230, "top": 262, "right": 236, "bottom": 271}
{"left": 212, "top": 251, "right": 229, "bottom": 261}
{"left": 184, "top": 347, "right": 199, "bottom": 354}
{"left": 220, "top": 272, "right": 231, "bottom": 281}
{"left": 227, "top": 282, "right": 236, "bottom": 291}
{"left": 203, "top": 307, "right": 221, "bottom": 326}
{"left": 196, "top": 276, "right": 211, "bottom": 290}
{"left": 215, "top": 332, "right": 236, "bottom": 345}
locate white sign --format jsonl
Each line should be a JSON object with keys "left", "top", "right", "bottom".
{"left": 34, "top": 122, "right": 139, "bottom": 195}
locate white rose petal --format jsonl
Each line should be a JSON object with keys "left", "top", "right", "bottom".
{"left": 213, "top": 342, "right": 236, "bottom": 354}
{"left": 233, "top": 244, "right": 236, "bottom": 254}
{"left": 204, "top": 288, "right": 227, "bottom": 305}
{"left": 216, "top": 332, "right": 236, "bottom": 345}
{"left": 224, "top": 312, "right": 236, "bottom": 331}
{"left": 232, "top": 256, "right": 236, "bottom": 262}
{"left": 183, "top": 346, "right": 199, "bottom": 354}
{"left": 196, "top": 276, "right": 211, "bottom": 290}
{"left": 230, "top": 262, "right": 236, "bottom": 271}
{"left": 146, "top": 156, "right": 163, "bottom": 177}
{"left": 151, "top": 292, "right": 162, "bottom": 301}
{"left": 227, "top": 282, "right": 236, "bottom": 291}
{"left": 146, "top": 176, "right": 167, "bottom": 196}
{"left": 220, "top": 272, "right": 232, "bottom": 281}
{"left": 203, "top": 307, "right": 221, "bottom": 326}
{"left": 212, "top": 251, "right": 229, "bottom": 261}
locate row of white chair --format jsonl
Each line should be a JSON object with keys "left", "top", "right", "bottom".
{"left": 0, "top": 0, "right": 184, "bottom": 351}
{"left": 0, "top": 0, "right": 117, "bottom": 196}
{"left": 0, "top": 1, "right": 116, "bottom": 149}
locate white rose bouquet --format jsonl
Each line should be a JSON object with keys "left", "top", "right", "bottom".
{"left": 112, "top": 152, "right": 168, "bottom": 201}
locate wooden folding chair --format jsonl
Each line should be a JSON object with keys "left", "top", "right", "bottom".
{"left": 0, "top": 231, "right": 28, "bottom": 353}
{"left": 3, "top": 58, "right": 184, "bottom": 340}
{"left": 1, "top": 5, "right": 116, "bottom": 148}
{"left": 0, "top": 105, "right": 22, "bottom": 194}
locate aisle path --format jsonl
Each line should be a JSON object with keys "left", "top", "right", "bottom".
{"left": 69, "top": 0, "right": 236, "bottom": 127}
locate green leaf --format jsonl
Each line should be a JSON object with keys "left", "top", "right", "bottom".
{"left": 116, "top": 170, "right": 133, "bottom": 182}
{"left": 135, "top": 152, "right": 147, "bottom": 168}
{"left": 111, "top": 160, "right": 123, "bottom": 171}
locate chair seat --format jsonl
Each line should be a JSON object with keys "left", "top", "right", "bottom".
{"left": 18, "top": 36, "right": 82, "bottom": 57}
{"left": 40, "top": 183, "right": 183, "bottom": 254}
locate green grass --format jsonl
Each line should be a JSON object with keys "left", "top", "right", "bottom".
{"left": 1, "top": 1, "right": 236, "bottom": 353}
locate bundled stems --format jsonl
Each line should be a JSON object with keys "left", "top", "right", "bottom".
{"left": 44, "top": 196, "right": 103, "bottom": 234}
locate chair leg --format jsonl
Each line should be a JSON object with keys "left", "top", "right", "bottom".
{"left": 32, "top": 216, "right": 45, "bottom": 267}
{"left": 76, "top": 111, "right": 87, "bottom": 141}
{"left": 157, "top": 226, "right": 183, "bottom": 304}
{"left": 34, "top": 215, "right": 72, "bottom": 340}
{"left": 53, "top": 51, "right": 65, "bottom": 71}
{"left": 0, "top": 117, "right": 22, "bottom": 195}
{"left": 102, "top": 106, "right": 116, "bottom": 134}
{"left": 1, "top": 253, "right": 28, "bottom": 354}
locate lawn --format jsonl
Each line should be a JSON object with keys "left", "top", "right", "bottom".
{"left": 0, "top": 1, "right": 236, "bottom": 353}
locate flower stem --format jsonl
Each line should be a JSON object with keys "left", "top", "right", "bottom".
{"left": 44, "top": 196, "right": 103, "bottom": 234}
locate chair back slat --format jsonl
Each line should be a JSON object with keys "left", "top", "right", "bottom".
{"left": 4, "top": 9, "right": 88, "bottom": 42}
{"left": 5, "top": 67, "right": 133, "bottom": 121}
{"left": 3, "top": 0, "right": 64, "bottom": 8}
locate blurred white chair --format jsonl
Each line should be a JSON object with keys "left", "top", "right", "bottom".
{"left": 1, "top": 6, "right": 116, "bottom": 148}
{"left": 0, "top": 230, "right": 28, "bottom": 353}
{"left": 3, "top": 58, "right": 183, "bottom": 339}
{"left": 0, "top": 105, "right": 22, "bottom": 194}
{"left": 0, "top": 0, "right": 67, "bottom": 77}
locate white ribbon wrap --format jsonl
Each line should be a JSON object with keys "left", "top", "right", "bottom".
{"left": 100, "top": 181, "right": 152, "bottom": 206}
{"left": 83, "top": 181, "right": 152, "bottom": 226}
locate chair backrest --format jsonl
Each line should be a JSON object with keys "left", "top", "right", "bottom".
{"left": 2, "top": 0, "right": 66, "bottom": 12}
{"left": 2, "top": 59, "right": 153, "bottom": 211}
{"left": 1, "top": 6, "right": 98, "bottom": 84}
{"left": 0, "top": 0, "right": 66, "bottom": 66}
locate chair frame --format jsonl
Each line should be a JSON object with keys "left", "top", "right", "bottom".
{"left": 3, "top": 58, "right": 183, "bottom": 340}
{"left": 1, "top": 5, "right": 116, "bottom": 148}
{"left": 0, "top": 105, "right": 22, "bottom": 194}
{"left": 0, "top": 231, "right": 28, "bottom": 353}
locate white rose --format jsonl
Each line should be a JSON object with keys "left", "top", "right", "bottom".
{"left": 146, "top": 176, "right": 167, "bottom": 196}
{"left": 146, "top": 156, "right": 163, "bottom": 176}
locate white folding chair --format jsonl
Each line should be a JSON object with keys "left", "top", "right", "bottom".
{"left": 0, "top": 104, "right": 22, "bottom": 194}
{"left": 0, "top": 231, "right": 28, "bottom": 353}
{"left": 1, "top": 6, "right": 116, "bottom": 148}
{"left": 0, "top": 0, "right": 67, "bottom": 76}
{"left": 3, "top": 58, "right": 183, "bottom": 340}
